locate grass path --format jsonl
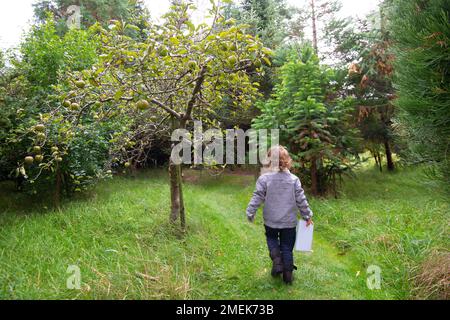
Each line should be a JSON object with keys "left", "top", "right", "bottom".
{"left": 0, "top": 167, "right": 447, "bottom": 299}
{"left": 185, "top": 177, "right": 380, "bottom": 299}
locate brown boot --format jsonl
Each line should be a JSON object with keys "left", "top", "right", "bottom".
{"left": 269, "top": 248, "right": 283, "bottom": 277}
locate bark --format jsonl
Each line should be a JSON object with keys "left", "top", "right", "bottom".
{"left": 169, "top": 163, "right": 182, "bottom": 223}
{"left": 169, "top": 116, "right": 187, "bottom": 230}
{"left": 384, "top": 139, "right": 395, "bottom": 171}
{"left": 178, "top": 165, "right": 185, "bottom": 230}
{"left": 63, "top": 172, "right": 71, "bottom": 195}
{"left": 373, "top": 150, "right": 382, "bottom": 172}
{"left": 377, "top": 152, "right": 383, "bottom": 172}
{"left": 373, "top": 152, "right": 379, "bottom": 168}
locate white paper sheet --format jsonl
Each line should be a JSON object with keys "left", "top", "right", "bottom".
{"left": 294, "top": 219, "right": 314, "bottom": 252}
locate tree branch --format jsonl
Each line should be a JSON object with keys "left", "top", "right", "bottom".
{"left": 150, "top": 98, "right": 181, "bottom": 119}
{"left": 182, "top": 64, "right": 208, "bottom": 125}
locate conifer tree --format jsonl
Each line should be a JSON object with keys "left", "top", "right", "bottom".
{"left": 253, "top": 46, "right": 361, "bottom": 195}
{"left": 389, "top": 0, "right": 450, "bottom": 185}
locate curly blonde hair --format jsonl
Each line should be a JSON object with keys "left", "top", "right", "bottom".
{"left": 265, "top": 145, "right": 293, "bottom": 171}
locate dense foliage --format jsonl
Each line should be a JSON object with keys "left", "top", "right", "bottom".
{"left": 33, "top": 0, "right": 147, "bottom": 30}
{"left": 253, "top": 46, "right": 361, "bottom": 195}
{"left": 0, "top": 19, "right": 99, "bottom": 193}
{"left": 1, "top": 0, "right": 447, "bottom": 199}
{"left": 389, "top": 0, "right": 450, "bottom": 186}
{"left": 324, "top": 5, "right": 397, "bottom": 172}
{"left": 10, "top": 2, "right": 268, "bottom": 222}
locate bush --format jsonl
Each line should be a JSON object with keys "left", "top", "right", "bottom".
{"left": 0, "top": 17, "right": 99, "bottom": 195}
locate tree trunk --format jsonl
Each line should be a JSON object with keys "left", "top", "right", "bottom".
{"left": 384, "top": 140, "right": 395, "bottom": 171}
{"left": 169, "top": 116, "right": 186, "bottom": 230}
{"left": 372, "top": 150, "right": 378, "bottom": 166}
{"left": 310, "top": 157, "right": 318, "bottom": 196}
{"left": 63, "top": 172, "right": 71, "bottom": 195}
{"left": 169, "top": 162, "right": 182, "bottom": 223}
{"left": 332, "top": 172, "right": 338, "bottom": 199}
{"left": 377, "top": 152, "right": 383, "bottom": 172}
{"left": 166, "top": 65, "right": 207, "bottom": 229}
{"left": 373, "top": 151, "right": 382, "bottom": 172}
{"left": 311, "top": 0, "right": 319, "bottom": 55}
{"left": 179, "top": 164, "right": 185, "bottom": 231}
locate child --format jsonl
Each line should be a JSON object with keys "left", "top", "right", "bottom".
{"left": 246, "top": 145, "right": 313, "bottom": 284}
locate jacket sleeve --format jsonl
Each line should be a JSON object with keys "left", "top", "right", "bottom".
{"left": 294, "top": 178, "right": 313, "bottom": 220}
{"left": 246, "top": 176, "right": 267, "bottom": 220}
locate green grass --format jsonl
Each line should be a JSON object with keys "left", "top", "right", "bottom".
{"left": 0, "top": 166, "right": 447, "bottom": 299}
{"left": 312, "top": 166, "right": 449, "bottom": 299}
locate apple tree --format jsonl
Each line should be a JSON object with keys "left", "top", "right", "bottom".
{"left": 24, "top": 1, "right": 269, "bottom": 228}
{"left": 2, "top": 17, "right": 100, "bottom": 202}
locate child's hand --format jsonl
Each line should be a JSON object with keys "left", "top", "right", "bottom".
{"left": 306, "top": 219, "right": 313, "bottom": 227}
{"left": 247, "top": 215, "right": 255, "bottom": 223}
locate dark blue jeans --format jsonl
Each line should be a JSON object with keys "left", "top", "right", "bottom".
{"left": 264, "top": 225, "right": 296, "bottom": 268}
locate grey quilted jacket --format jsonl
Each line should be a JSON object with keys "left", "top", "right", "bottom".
{"left": 246, "top": 170, "right": 313, "bottom": 229}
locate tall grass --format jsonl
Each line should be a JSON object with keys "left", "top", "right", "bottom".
{"left": 0, "top": 166, "right": 447, "bottom": 299}
{"left": 312, "top": 166, "right": 449, "bottom": 299}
